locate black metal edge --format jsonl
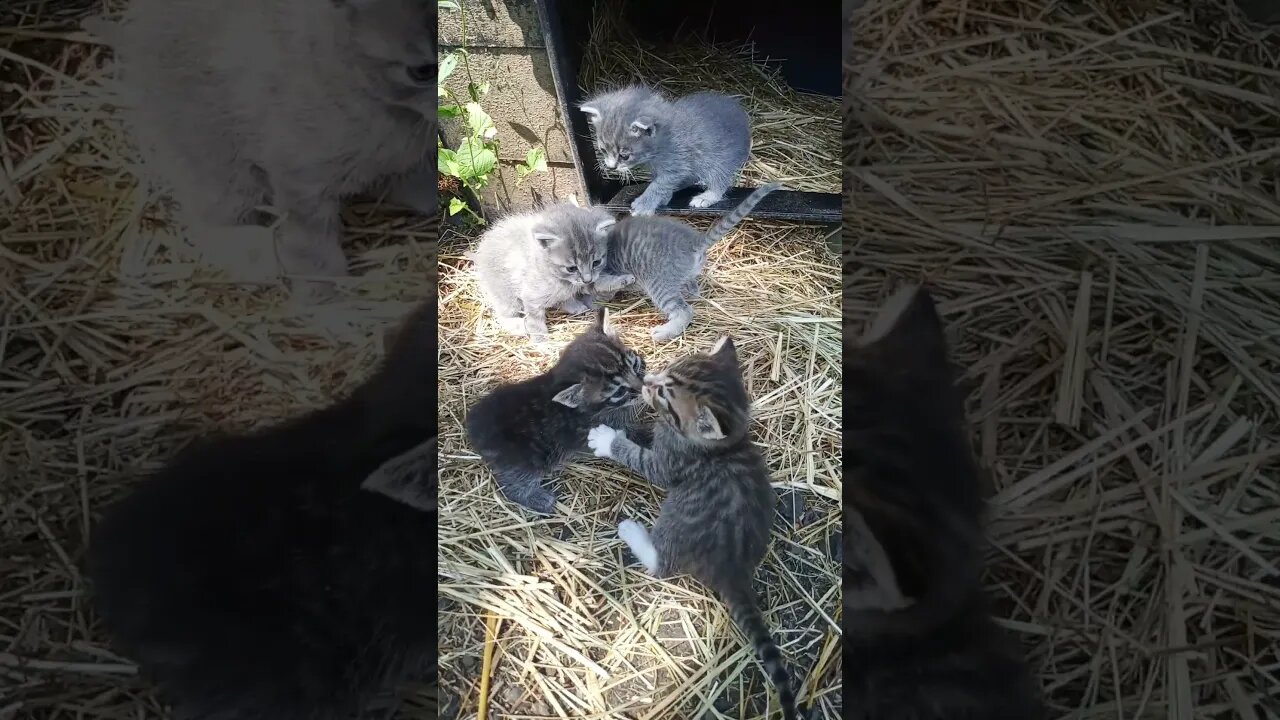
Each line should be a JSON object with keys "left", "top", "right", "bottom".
{"left": 534, "top": 0, "right": 620, "bottom": 206}
{"left": 603, "top": 185, "right": 842, "bottom": 225}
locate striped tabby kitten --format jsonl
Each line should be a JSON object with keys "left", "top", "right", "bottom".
{"left": 465, "top": 309, "right": 645, "bottom": 514}
{"left": 587, "top": 336, "right": 809, "bottom": 720}
{"left": 579, "top": 85, "right": 751, "bottom": 216}
{"left": 845, "top": 286, "right": 1045, "bottom": 719}
{"left": 597, "top": 182, "right": 782, "bottom": 342}
{"left": 471, "top": 203, "right": 633, "bottom": 342}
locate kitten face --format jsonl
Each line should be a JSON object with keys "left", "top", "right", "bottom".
{"left": 339, "top": 0, "right": 436, "bottom": 113}
{"left": 531, "top": 206, "right": 615, "bottom": 287}
{"left": 551, "top": 309, "right": 647, "bottom": 411}
{"left": 642, "top": 336, "right": 749, "bottom": 443}
{"left": 580, "top": 88, "right": 661, "bottom": 173}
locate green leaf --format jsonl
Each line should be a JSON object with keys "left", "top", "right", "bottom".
{"left": 465, "top": 102, "right": 496, "bottom": 141}
{"left": 524, "top": 146, "right": 548, "bottom": 173}
{"left": 448, "top": 197, "right": 467, "bottom": 216}
{"left": 437, "top": 148, "right": 457, "bottom": 176}
{"left": 467, "top": 81, "right": 491, "bottom": 103}
{"left": 438, "top": 52, "right": 459, "bottom": 84}
{"left": 454, "top": 137, "right": 497, "bottom": 182}
{"left": 438, "top": 0, "right": 460, "bottom": 10}
{"left": 438, "top": 103, "right": 464, "bottom": 119}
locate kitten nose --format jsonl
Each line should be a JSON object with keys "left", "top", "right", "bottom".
{"left": 643, "top": 373, "right": 660, "bottom": 385}
{"left": 604, "top": 157, "right": 617, "bottom": 170}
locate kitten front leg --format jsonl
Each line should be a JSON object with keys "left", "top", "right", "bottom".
{"left": 588, "top": 425, "right": 666, "bottom": 488}
{"left": 520, "top": 302, "right": 550, "bottom": 342}
{"left": 617, "top": 519, "right": 660, "bottom": 574}
{"left": 559, "top": 294, "right": 594, "bottom": 315}
{"left": 629, "top": 177, "right": 682, "bottom": 216}
{"left": 594, "top": 272, "right": 635, "bottom": 294}
{"left": 271, "top": 183, "right": 349, "bottom": 301}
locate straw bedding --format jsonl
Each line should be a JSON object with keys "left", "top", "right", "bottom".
{"left": 437, "top": 218, "right": 843, "bottom": 718}
{"left": 0, "top": 3, "right": 434, "bottom": 718}
{"left": 848, "top": 0, "right": 1280, "bottom": 716}
{"left": 579, "top": 2, "right": 841, "bottom": 195}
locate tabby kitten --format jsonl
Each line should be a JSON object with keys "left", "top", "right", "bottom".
{"left": 471, "top": 203, "right": 634, "bottom": 342}
{"left": 85, "top": 0, "right": 435, "bottom": 299}
{"left": 587, "top": 336, "right": 809, "bottom": 720}
{"left": 465, "top": 309, "right": 646, "bottom": 514}
{"left": 844, "top": 285, "right": 1045, "bottom": 719}
{"left": 598, "top": 182, "right": 781, "bottom": 342}
{"left": 85, "top": 297, "right": 437, "bottom": 720}
{"left": 580, "top": 85, "right": 751, "bottom": 216}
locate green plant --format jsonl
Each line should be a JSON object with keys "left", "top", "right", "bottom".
{"left": 437, "top": 0, "right": 547, "bottom": 223}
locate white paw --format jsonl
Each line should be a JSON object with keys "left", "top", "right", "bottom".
{"left": 629, "top": 201, "right": 657, "bottom": 217}
{"left": 497, "top": 317, "right": 526, "bottom": 335}
{"left": 689, "top": 192, "right": 720, "bottom": 208}
{"left": 617, "top": 518, "right": 643, "bottom": 541}
{"left": 587, "top": 425, "right": 617, "bottom": 457}
{"left": 618, "top": 519, "right": 660, "bottom": 573}
{"left": 651, "top": 323, "right": 684, "bottom": 342}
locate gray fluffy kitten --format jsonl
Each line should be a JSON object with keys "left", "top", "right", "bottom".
{"left": 85, "top": 0, "right": 435, "bottom": 298}
{"left": 597, "top": 182, "right": 781, "bottom": 342}
{"left": 471, "top": 203, "right": 633, "bottom": 342}
{"left": 465, "top": 309, "right": 646, "bottom": 514}
{"left": 588, "top": 336, "right": 810, "bottom": 720}
{"left": 580, "top": 85, "right": 751, "bottom": 216}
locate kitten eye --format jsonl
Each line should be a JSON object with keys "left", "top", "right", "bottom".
{"left": 405, "top": 63, "right": 433, "bottom": 85}
{"left": 592, "top": 259, "right": 603, "bottom": 267}
{"left": 565, "top": 265, "right": 577, "bottom": 273}
{"left": 618, "top": 150, "right": 631, "bottom": 160}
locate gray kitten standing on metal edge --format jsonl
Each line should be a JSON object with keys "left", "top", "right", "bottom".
{"left": 587, "top": 336, "right": 811, "bottom": 720}
{"left": 471, "top": 203, "right": 634, "bottom": 342}
{"left": 596, "top": 182, "right": 782, "bottom": 342}
{"left": 844, "top": 285, "right": 1045, "bottom": 720}
{"left": 84, "top": 0, "right": 435, "bottom": 300}
{"left": 466, "top": 309, "right": 646, "bottom": 514}
{"left": 580, "top": 85, "right": 751, "bottom": 216}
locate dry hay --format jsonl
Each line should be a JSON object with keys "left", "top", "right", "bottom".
{"left": 578, "top": 2, "right": 841, "bottom": 195}
{"left": 849, "top": 0, "right": 1280, "bottom": 717}
{"left": 0, "top": 3, "right": 434, "bottom": 718}
{"left": 437, "top": 218, "right": 842, "bottom": 718}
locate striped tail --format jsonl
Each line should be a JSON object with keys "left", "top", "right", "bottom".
{"left": 704, "top": 182, "right": 784, "bottom": 246}
{"left": 725, "top": 586, "right": 808, "bottom": 720}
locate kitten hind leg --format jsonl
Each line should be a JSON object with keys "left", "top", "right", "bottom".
{"left": 688, "top": 181, "right": 730, "bottom": 209}
{"left": 618, "top": 519, "right": 659, "bottom": 574}
{"left": 271, "top": 179, "right": 350, "bottom": 302}
{"left": 682, "top": 278, "right": 701, "bottom": 298}
{"left": 494, "top": 468, "right": 556, "bottom": 514}
{"left": 648, "top": 285, "right": 694, "bottom": 342}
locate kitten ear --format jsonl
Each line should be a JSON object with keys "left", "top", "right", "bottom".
{"left": 580, "top": 105, "right": 601, "bottom": 123}
{"left": 360, "top": 437, "right": 437, "bottom": 513}
{"left": 594, "top": 217, "right": 616, "bottom": 235}
{"left": 593, "top": 307, "right": 607, "bottom": 333}
{"left": 694, "top": 404, "right": 727, "bottom": 441}
{"left": 862, "top": 284, "right": 945, "bottom": 347}
{"left": 531, "top": 230, "right": 562, "bottom": 249}
{"left": 629, "top": 117, "right": 655, "bottom": 137}
{"left": 552, "top": 383, "right": 587, "bottom": 408}
{"left": 708, "top": 335, "right": 737, "bottom": 364}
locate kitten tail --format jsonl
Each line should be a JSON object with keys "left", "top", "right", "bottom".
{"left": 723, "top": 584, "right": 808, "bottom": 720}
{"left": 704, "top": 182, "right": 783, "bottom": 246}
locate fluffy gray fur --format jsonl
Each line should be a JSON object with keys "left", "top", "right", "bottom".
{"left": 471, "top": 203, "right": 633, "bottom": 342}
{"left": 84, "top": 0, "right": 435, "bottom": 299}
{"left": 587, "top": 336, "right": 810, "bottom": 720}
{"left": 597, "top": 182, "right": 781, "bottom": 342}
{"left": 580, "top": 86, "right": 750, "bottom": 216}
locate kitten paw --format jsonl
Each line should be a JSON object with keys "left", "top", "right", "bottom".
{"left": 497, "top": 317, "right": 527, "bottom": 335}
{"left": 651, "top": 322, "right": 686, "bottom": 342}
{"left": 561, "top": 298, "right": 593, "bottom": 314}
{"left": 587, "top": 425, "right": 618, "bottom": 457}
{"left": 629, "top": 199, "right": 658, "bottom": 216}
{"left": 689, "top": 190, "right": 724, "bottom": 209}
{"left": 618, "top": 519, "right": 659, "bottom": 573}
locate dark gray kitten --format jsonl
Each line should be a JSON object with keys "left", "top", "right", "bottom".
{"left": 580, "top": 85, "right": 751, "bottom": 216}
{"left": 465, "top": 309, "right": 646, "bottom": 514}
{"left": 844, "top": 285, "right": 1046, "bottom": 719}
{"left": 471, "top": 203, "right": 634, "bottom": 341}
{"left": 85, "top": 297, "right": 437, "bottom": 720}
{"left": 85, "top": 0, "right": 435, "bottom": 299}
{"left": 597, "top": 182, "right": 781, "bottom": 342}
{"left": 587, "top": 336, "right": 810, "bottom": 720}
